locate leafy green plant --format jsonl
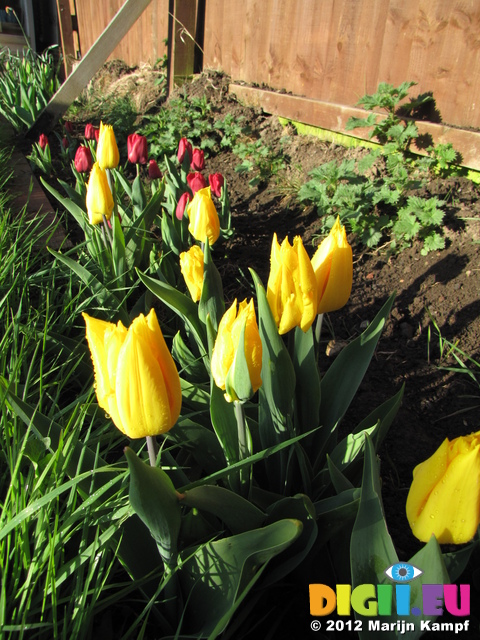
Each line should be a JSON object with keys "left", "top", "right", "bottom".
{"left": 0, "top": 45, "right": 61, "bottom": 132}
{"left": 234, "top": 138, "right": 285, "bottom": 187}
{"left": 345, "top": 81, "right": 432, "bottom": 153}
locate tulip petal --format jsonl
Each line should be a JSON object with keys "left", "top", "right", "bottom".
{"left": 406, "top": 435, "right": 480, "bottom": 544}
{"left": 82, "top": 313, "right": 128, "bottom": 433}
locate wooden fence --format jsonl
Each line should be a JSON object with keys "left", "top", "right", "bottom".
{"left": 57, "top": 0, "right": 480, "bottom": 168}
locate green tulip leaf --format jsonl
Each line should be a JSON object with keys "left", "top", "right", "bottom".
{"left": 137, "top": 270, "right": 208, "bottom": 358}
{"left": 181, "top": 485, "right": 265, "bottom": 534}
{"left": 209, "top": 380, "right": 240, "bottom": 490}
{"left": 166, "top": 416, "right": 225, "bottom": 475}
{"left": 401, "top": 536, "right": 450, "bottom": 639}
{"left": 161, "top": 210, "right": 182, "bottom": 255}
{"left": 293, "top": 325, "right": 321, "bottom": 433}
{"left": 315, "top": 292, "right": 395, "bottom": 455}
{"left": 350, "top": 435, "right": 399, "bottom": 637}
{"left": 178, "top": 519, "right": 303, "bottom": 636}
{"left": 172, "top": 331, "right": 208, "bottom": 383}
{"left": 262, "top": 494, "right": 318, "bottom": 585}
{"left": 326, "top": 454, "right": 355, "bottom": 494}
{"left": 251, "top": 268, "right": 296, "bottom": 493}
{"left": 111, "top": 210, "right": 126, "bottom": 288}
{"left": 314, "top": 487, "right": 361, "bottom": 547}
{"left": 199, "top": 239, "right": 225, "bottom": 332}
{"left": 125, "top": 447, "right": 182, "bottom": 568}
{"left": 132, "top": 173, "right": 147, "bottom": 216}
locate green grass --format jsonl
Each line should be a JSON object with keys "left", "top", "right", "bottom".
{"left": 0, "top": 142, "right": 159, "bottom": 638}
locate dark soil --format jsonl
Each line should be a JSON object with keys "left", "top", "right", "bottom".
{"left": 44, "top": 66, "right": 480, "bottom": 638}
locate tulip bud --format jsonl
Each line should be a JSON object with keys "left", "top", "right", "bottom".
{"left": 209, "top": 173, "right": 224, "bottom": 198}
{"left": 211, "top": 299, "right": 262, "bottom": 403}
{"left": 177, "top": 137, "right": 192, "bottom": 164}
{"left": 82, "top": 309, "right": 182, "bottom": 438}
{"left": 84, "top": 123, "right": 98, "bottom": 141}
{"left": 64, "top": 120, "right": 74, "bottom": 135}
{"left": 74, "top": 145, "right": 94, "bottom": 173}
{"left": 61, "top": 137, "right": 69, "bottom": 150}
{"left": 38, "top": 133, "right": 49, "bottom": 150}
{"left": 187, "top": 172, "right": 208, "bottom": 194}
{"left": 311, "top": 217, "right": 353, "bottom": 315}
{"left": 176, "top": 192, "right": 191, "bottom": 220}
{"left": 179, "top": 245, "right": 204, "bottom": 302}
{"left": 96, "top": 122, "right": 120, "bottom": 169}
{"left": 187, "top": 186, "right": 220, "bottom": 245}
{"left": 148, "top": 158, "right": 162, "bottom": 179}
{"left": 190, "top": 148, "right": 205, "bottom": 171}
{"left": 127, "top": 133, "right": 148, "bottom": 165}
{"left": 406, "top": 430, "right": 480, "bottom": 544}
{"left": 267, "top": 234, "right": 318, "bottom": 334}
{"left": 86, "top": 162, "right": 114, "bottom": 224}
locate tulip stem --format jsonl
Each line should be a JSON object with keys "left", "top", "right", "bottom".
{"left": 234, "top": 400, "right": 250, "bottom": 497}
{"left": 146, "top": 436, "right": 159, "bottom": 466}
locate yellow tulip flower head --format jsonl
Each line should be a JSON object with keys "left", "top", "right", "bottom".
{"left": 406, "top": 430, "right": 480, "bottom": 544}
{"left": 179, "top": 245, "right": 204, "bottom": 302}
{"left": 311, "top": 217, "right": 352, "bottom": 315}
{"left": 187, "top": 186, "right": 220, "bottom": 245}
{"left": 82, "top": 309, "right": 182, "bottom": 438}
{"left": 96, "top": 122, "right": 120, "bottom": 169}
{"left": 211, "top": 299, "right": 263, "bottom": 403}
{"left": 86, "top": 162, "right": 114, "bottom": 225}
{"left": 267, "top": 234, "right": 318, "bottom": 335}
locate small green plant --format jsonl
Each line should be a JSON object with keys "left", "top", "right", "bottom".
{"left": 234, "top": 138, "right": 285, "bottom": 187}
{"left": 299, "top": 82, "right": 465, "bottom": 254}
{"left": 427, "top": 312, "right": 480, "bottom": 415}
{"left": 345, "top": 81, "right": 432, "bottom": 153}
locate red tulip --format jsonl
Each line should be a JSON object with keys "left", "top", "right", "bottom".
{"left": 74, "top": 145, "right": 93, "bottom": 173}
{"left": 190, "top": 148, "right": 205, "bottom": 171}
{"left": 127, "top": 133, "right": 148, "bottom": 165}
{"left": 187, "top": 172, "right": 207, "bottom": 194}
{"left": 209, "top": 173, "right": 224, "bottom": 198}
{"left": 177, "top": 137, "right": 192, "bottom": 165}
{"left": 176, "top": 192, "right": 191, "bottom": 220}
{"left": 64, "top": 120, "right": 74, "bottom": 135}
{"left": 85, "top": 123, "right": 99, "bottom": 141}
{"left": 38, "top": 133, "right": 49, "bottom": 150}
{"left": 148, "top": 158, "right": 162, "bottom": 179}
{"left": 62, "top": 137, "right": 69, "bottom": 150}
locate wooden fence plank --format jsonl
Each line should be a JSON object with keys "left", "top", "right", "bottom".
{"left": 204, "top": 0, "right": 480, "bottom": 131}
{"left": 230, "top": 83, "right": 480, "bottom": 171}
{"left": 56, "top": 0, "right": 76, "bottom": 77}
{"left": 29, "top": 0, "right": 154, "bottom": 137}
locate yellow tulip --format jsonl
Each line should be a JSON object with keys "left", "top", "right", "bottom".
{"left": 311, "top": 217, "right": 352, "bottom": 315}
{"left": 211, "top": 299, "right": 262, "bottom": 402}
{"left": 96, "top": 122, "right": 120, "bottom": 169}
{"left": 187, "top": 186, "right": 220, "bottom": 245}
{"left": 179, "top": 245, "right": 204, "bottom": 302}
{"left": 82, "top": 309, "right": 182, "bottom": 438}
{"left": 266, "top": 234, "right": 318, "bottom": 334}
{"left": 86, "top": 162, "right": 114, "bottom": 224}
{"left": 406, "top": 430, "right": 480, "bottom": 544}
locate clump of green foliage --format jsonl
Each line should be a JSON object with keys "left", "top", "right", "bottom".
{"left": 140, "top": 88, "right": 285, "bottom": 186}
{"left": 299, "top": 82, "right": 465, "bottom": 255}
{"left": 0, "top": 46, "right": 61, "bottom": 132}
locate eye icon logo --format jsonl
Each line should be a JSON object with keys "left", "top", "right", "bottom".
{"left": 385, "top": 563, "right": 423, "bottom": 582}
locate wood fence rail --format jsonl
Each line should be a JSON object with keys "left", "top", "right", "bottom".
{"left": 55, "top": 0, "right": 480, "bottom": 168}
